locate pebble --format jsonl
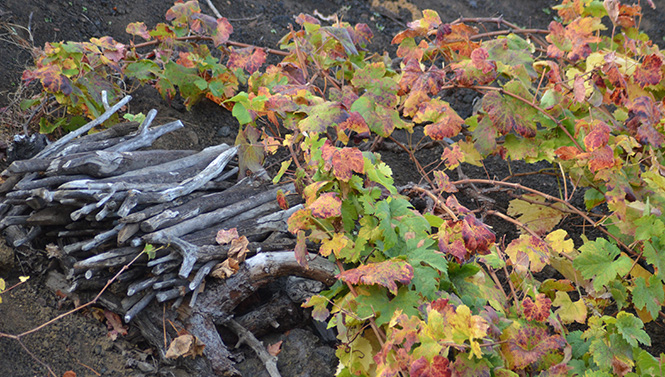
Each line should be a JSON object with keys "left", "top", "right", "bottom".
{"left": 217, "top": 125, "right": 232, "bottom": 137}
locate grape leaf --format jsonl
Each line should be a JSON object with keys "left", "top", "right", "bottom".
{"left": 433, "top": 170, "right": 458, "bottom": 193}
{"left": 310, "top": 192, "right": 342, "bottom": 219}
{"left": 522, "top": 293, "right": 552, "bottom": 322}
{"left": 503, "top": 325, "right": 566, "bottom": 370}
{"left": 227, "top": 46, "right": 266, "bottom": 74}
{"left": 481, "top": 81, "right": 538, "bottom": 138}
{"left": 505, "top": 234, "right": 550, "bottom": 273}
{"left": 573, "top": 238, "right": 632, "bottom": 291}
{"left": 338, "top": 259, "right": 414, "bottom": 295}
{"left": 552, "top": 291, "right": 587, "bottom": 324}
{"left": 336, "top": 111, "right": 370, "bottom": 145}
{"left": 507, "top": 194, "right": 566, "bottom": 236}
{"left": 461, "top": 214, "right": 496, "bottom": 255}
{"left": 441, "top": 144, "right": 464, "bottom": 170}
{"left": 302, "top": 294, "right": 330, "bottom": 321}
{"left": 410, "top": 356, "right": 451, "bottom": 377}
{"left": 634, "top": 54, "right": 663, "bottom": 88}
{"left": 299, "top": 102, "right": 349, "bottom": 134}
{"left": 216, "top": 228, "right": 239, "bottom": 244}
{"left": 414, "top": 99, "right": 464, "bottom": 140}
{"left": 212, "top": 17, "right": 233, "bottom": 47}
{"left": 632, "top": 275, "right": 665, "bottom": 319}
{"left": 435, "top": 23, "right": 479, "bottom": 58}
{"left": 545, "top": 229, "right": 575, "bottom": 255}
{"left": 546, "top": 18, "right": 604, "bottom": 61}
{"left": 320, "top": 142, "right": 365, "bottom": 181}
{"left": 126, "top": 22, "right": 151, "bottom": 40}
{"left": 615, "top": 311, "right": 650, "bottom": 347}
{"left": 320, "top": 233, "right": 350, "bottom": 257}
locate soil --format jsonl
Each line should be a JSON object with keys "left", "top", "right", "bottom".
{"left": 1, "top": 1, "right": 665, "bottom": 376}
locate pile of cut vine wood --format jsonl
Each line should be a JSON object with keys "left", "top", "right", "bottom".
{"left": 0, "top": 95, "right": 336, "bottom": 376}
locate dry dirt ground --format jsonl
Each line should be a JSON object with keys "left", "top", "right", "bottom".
{"left": 1, "top": 1, "right": 665, "bottom": 376}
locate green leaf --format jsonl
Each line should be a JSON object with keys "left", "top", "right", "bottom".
{"left": 566, "top": 330, "right": 590, "bottom": 359}
{"left": 632, "top": 275, "right": 665, "bottom": 319}
{"left": 573, "top": 238, "right": 632, "bottom": 291}
{"left": 615, "top": 311, "right": 650, "bottom": 347}
{"left": 124, "top": 60, "right": 161, "bottom": 81}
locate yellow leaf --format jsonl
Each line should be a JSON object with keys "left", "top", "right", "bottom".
{"left": 507, "top": 194, "right": 566, "bottom": 236}
{"left": 552, "top": 291, "right": 587, "bottom": 324}
{"left": 0, "top": 278, "right": 5, "bottom": 292}
{"left": 18, "top": 276, "right": 29, "bottom": 283}
{"left": 545, "top": 229, "right": 575, "bottom": 255}
{"left": 320, "top": 233, "right": 350, "bottom": 257}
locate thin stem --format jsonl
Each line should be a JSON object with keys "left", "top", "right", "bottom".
{"left": 132, "top": 35, "right": 288, "bottom": 56}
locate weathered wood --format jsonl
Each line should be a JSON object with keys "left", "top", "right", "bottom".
{"left": 223, "top": 318, "right": 281, "bottom": 377}
{"left": 139, "top": 182, "right": 265, "bottom": 232}
{"left": 47, "top": 149, "right": 197, "bottom": 178}
{"left": 73, "top": 246, "right": 143, "bottom": 270}
{"left": 142, "top": 183, "right": 293, "bottom": 245}
{"left": 15, "top": 174, "right": 92, "bottom": 191}
{"left": 27, "top": 206, "right": 76, "bottom": 226}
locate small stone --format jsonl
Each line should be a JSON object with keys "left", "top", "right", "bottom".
{"left": 217, "top": 125, "right": 232, "bottom": 138}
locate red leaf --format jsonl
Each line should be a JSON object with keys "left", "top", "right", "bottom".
{"left": 587, "top": 145, "right": 615, "bottom": 172}
{"left": 126, "top": 22, "right": 151, "bottom": 40}
{"left": 353, "top": 23, "right": 373, "bottom": 48}
{"left": 583, "top": 120, "right": 611, "bottom": 151}
{"left": 461, "top": 214, "right": 496, "bottom": 254}
{"left": 104, "top": 310, "right": 128, "bottom": 339}
{"left": 415, "top": 99, "right": 464, "bottom": 140}
{"left": 309, "top": 192, "right": 342, "bottom": 219}
{"left": 504, "top": 326, "right": 566, "bottom": 369}
{"left": 216, "top": 228, "right": 239, "bottom": 244}
{"left": 546, "top": 18, "right": 603, "bottom": 62}
{"left": 294, "top": 13, "right": 320, "bottom": 26}
{"left": 522, "top": 294, "right": 552, "bottom": 322}
{"left": 227, "top": 47, "right": 267, "bottom": 74}
{"left": 276, "top": 190, "right": 289, "bottom": 210}
{"left": 29, "top": 65, "right": 73, "bottom": 95}
{"left": 554, "top": 146, "right": 580, "bottom": 160}
{"left": 321, "top": 141, "right": 365, "bottom": 181}
{"left": 411, "top": 355, "right": 452, "bottom": 377}
{"left": 213, "top": 17, "right": 233, "bottom": 47}
{"left": 441, "top": 144, "right": 464, "bottom": 170}
{"left": 295, "top": 230, "right": 308, "bottom": 268}
{"left": 336, "top": 112, "right": 370, "bottom": 144}
{"left": 634, "top": 54, "right": 663, "bottom": 88}
{"left": 471, "top": 47, "right": 496, "bottom": 74}
{"left": 337, "top": 260, "right": 414, "bottom": 295}
{"left": 433, "top": 170, "right": 458, "bottom": 193}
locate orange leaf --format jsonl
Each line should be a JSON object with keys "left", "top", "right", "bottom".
{"left": 310, "top": 192, "right": 342, "bottom": 219}
{"left": 441, "top": 144, "right": 464, "bottom": 170}
{"left": 337, "top": 259, "right": 414, "bottom": 295}
{"left": 227, "top": 46, "right": 267, "bottom": 74}
{"left": 583, "top": 120, "right": 611, "bottom": 151}
{"left": 267, "top": 341, "right": 283, "bottom": 356}
{"left": 63, "top": 371, "right": 77, "bottom": 377}
{"left": 410, "top": 355, "right": 451, "bottom": 377}
{"left": 213, "top": 17, "right": 233, "bottom": 47}
{"left": 165, "top": 334, "right": 206, "bottom": 359}
{"left": 634, "top": 54, "right": 663, "bottom": 88}
{"left": 216, "top": 228, "right": 239, "bottom": 244}
{"left": 522, "top": 294, "right": 552, "bottom": 322}
{"left": 276, "top": 190, "right": 290, "bottom": 210}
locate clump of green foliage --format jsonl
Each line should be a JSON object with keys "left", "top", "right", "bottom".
{"left": 21, "top": 0, "right": 665, "bottom": 375}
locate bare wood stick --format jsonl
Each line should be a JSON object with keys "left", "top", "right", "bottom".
{"left": 15, "top": 175, "right": 92, "bottom": 190}
{"left": 143, "top": 183, "right": 292, "bottom": 244}
{"left": 124, "top": 290, "right": 157, "bottom": 323}
{"left": 74, "top": 246, "right": 143, "bottom": 270}
{"left": 48, "top": 149, "right": 197, "bottom": 178}
{"left": 139, "top": 183, "right": 265, "bottom": 232}
{"left": 224, "top": 318, "right": 281, "bottom": 377}
{"left": 105, "top": 119, "right": 184, "bottom": 153}
{"left": 35, "top": 94, "right": 132, "bottom": 159}
{"left": 156, "top": 146, "right": 237, "bottom": 202}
